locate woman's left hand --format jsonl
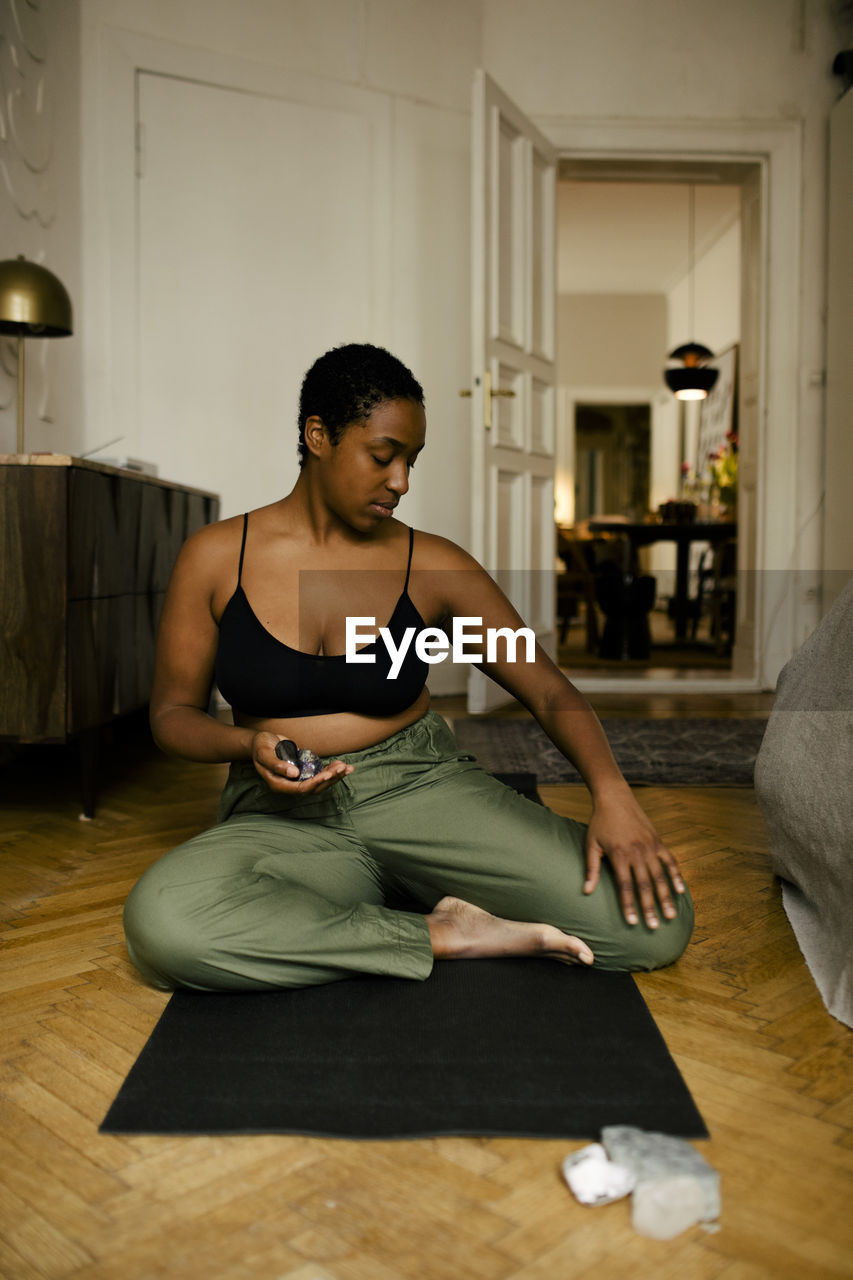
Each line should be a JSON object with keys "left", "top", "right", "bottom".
{"left": 583, "top": 789, "right": 686, "bottom": 928}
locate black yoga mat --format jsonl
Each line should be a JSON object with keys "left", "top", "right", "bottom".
{"left": 101, "top": 959, "right": 707, "bottom": 1139}
{"left": 492, "top": 771, "right": 542, "bottom": 802}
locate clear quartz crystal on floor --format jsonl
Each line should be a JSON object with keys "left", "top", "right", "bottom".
{"left": 601, "top": 1125, "right": 721, "bottom": 1239}
{"left": 630, "top": 1175, "right": 707, "bottom": 1241}
{"left": 561, "top": 1143, "right": 635, "bottom": 1206}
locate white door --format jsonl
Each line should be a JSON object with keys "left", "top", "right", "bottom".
{"left": 731, "top": 166, "right": 761, "bottom": 679}
{"left": 136, "top": 72, "right": 391, "bottom": 519}
{"left": 823, "top": 86, "right": 853, "bottom": 614}
{"left": 468, "top": 71, "right": 558, "bottom": 713}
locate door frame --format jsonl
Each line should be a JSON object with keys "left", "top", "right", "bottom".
{"left": 467, "top": 71, "right": 559, "bottom": 713}
{"left": 543, "top": 115, "right": 803, "bottom": 692}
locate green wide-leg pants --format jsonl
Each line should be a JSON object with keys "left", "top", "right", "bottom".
{"left": 123, "top": 711, "right": 693, "bottom": 990}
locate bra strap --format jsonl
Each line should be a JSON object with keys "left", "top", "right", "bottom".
{"left": 237, "top": 513, "right": 249, "bottom": 585}
{"left": 403, "top": 525, "right": 414, "bottom": 592}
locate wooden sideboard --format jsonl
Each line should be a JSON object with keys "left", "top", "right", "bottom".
{"left": 0, "top": 455, "right": 219, "bottom": 815}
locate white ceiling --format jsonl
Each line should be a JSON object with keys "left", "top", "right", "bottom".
{"left": 557, "top": 181, "right": 742, "bottom": 295}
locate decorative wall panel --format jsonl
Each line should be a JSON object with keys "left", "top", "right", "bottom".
{"left": 0, "top": 0, "right": 59, "bottom": 430}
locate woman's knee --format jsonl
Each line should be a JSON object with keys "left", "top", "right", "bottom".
{"left": 122, "top": 819, "right": 276, "bottom": 988}
{"left": 123, "top": 866, "right": 216, "bottom": 989}
{"left": 595, "top": 884, "right": 694, "bottom": 972}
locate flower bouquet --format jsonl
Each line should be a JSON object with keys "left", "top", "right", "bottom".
{"left": 709, "top": 431, "right": 738, "bottom": 515}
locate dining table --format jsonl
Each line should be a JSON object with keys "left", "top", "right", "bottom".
{"left": 586, "top": 517, "right": 738, "bottom": 642}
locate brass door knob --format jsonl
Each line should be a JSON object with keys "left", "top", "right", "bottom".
{"left": 458, "top": 388, "right": 516, "bottom": 398}
{"left": 460, "top": 373, "right": 516, "bottom": 428}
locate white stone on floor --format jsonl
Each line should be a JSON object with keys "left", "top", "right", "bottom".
{"left": 631, "top": 1173, "right": 708, "bottom": 1240}
{"left": 601, "top": 1124, "right": 721, "bottom": 1238}
{"left": 561, "top": 1143, "right": 635, "bottom": 1206}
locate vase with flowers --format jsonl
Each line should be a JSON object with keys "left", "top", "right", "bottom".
{"left": 709, "top": 431, "right": 738, "bottom": 518}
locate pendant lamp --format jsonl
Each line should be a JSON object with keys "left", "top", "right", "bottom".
{"left": 0, "top": 255, "right": 73, "bottom": 454}
{"left": 664, "top": 187, "right": 719, "bottom": 402}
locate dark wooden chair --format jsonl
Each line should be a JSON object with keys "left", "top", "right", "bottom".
{"left": 692, "top": 538, "right": 738, "bottom": 653}
{"left": 594, "top": 557, "right": 657, "bottom": 660}
{"left": 556, "top": 527, "right": 600, "bottom": 653}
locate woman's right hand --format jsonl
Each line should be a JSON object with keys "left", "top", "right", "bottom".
{"left": 251, "top": 731, "right": 354, "bottom": 794}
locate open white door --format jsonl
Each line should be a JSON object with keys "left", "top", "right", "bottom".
{"left": 468, "top": 71, "right": 558, "bottom": 714}
{"left": 731, "top": 165, "right": 761, "bottom": 679}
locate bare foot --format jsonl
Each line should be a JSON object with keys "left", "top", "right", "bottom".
{"left": 425, "top": 896, "right": 594, "bottom": 966}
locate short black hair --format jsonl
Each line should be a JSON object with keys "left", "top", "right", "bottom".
{"left": 297, "top": 343, "right": 424, "bottom": 467}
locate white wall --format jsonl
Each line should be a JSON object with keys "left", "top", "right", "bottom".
{"left": 390, "top": 98, "right": 472, "bottom": 538}
{"left": 0, "top": 0, "right": 83, "bottom": 455}
{"left": 556, "top": 291, "right": 669, "bottom": 526}
{"left": 482, "top": 0, "right": 841, "bottom": 123}
{"left": 80, "top": 0, "right": 480, "bottom": 113}
{"left": 559, "top": 294, "right": 667, "bottom": 389}
{"left": 667, "top": 220, "right": 741, "bottom": 361}
{"left": 824, "top": 84, "right": 853, "bottom": 607}
{"left": 75, "top": 0, "right": 477, "bottom": 543}
{"left": 667, "top": 217, "right": 742, "bottom": 485}
{"left": 4, "top": 0, "right": 851, "bottom": 670}
{"left": 483, "top": 0, "right": 850, "bottom": 655}
{"left": 557, "top": 210, "right": 740, "bottom": 523}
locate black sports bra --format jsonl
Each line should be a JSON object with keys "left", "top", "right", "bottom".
{"left": 214, "top": 515, "right": 430, "bottom": 718}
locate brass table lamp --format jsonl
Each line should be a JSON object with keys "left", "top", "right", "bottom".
{"left": 0, "top": 255, "right": 73, "bottom": 453}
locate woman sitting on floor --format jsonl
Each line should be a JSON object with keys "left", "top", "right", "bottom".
{"left": 124, "top": 343, "right": 693, "bottom": 991}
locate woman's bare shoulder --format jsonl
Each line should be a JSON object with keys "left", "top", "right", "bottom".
{"left": 410, "top": 528, "right": 481, "bottom": 572}
{"left": 172, "top": 514, "right": 245, "bottom": 584}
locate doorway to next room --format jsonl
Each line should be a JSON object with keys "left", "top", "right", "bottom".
{"left": 554, "top": 161, "right": 753, "bottom": 681}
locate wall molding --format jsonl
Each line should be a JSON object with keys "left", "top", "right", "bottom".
{"left": 0, "top": 0, "right": 58, "bottom": 429}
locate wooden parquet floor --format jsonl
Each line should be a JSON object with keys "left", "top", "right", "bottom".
{"left": 1, "top": 707, "right": 852, "bottom": 1280}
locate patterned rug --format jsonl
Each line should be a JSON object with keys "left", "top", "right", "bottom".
{"left": 452, "top": 718, "right": 768, "bottom": 786}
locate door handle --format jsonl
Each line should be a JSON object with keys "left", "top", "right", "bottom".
{"left": 458, "top": 388, "right": 517, "bottom": 398}
{"left": 459, "top": 374, "right": 516, "bottom": 430}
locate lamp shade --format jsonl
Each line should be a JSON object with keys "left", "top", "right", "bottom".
{"left": 0, "top": 256, "right": 73, "bottom": 336}
{"left": 669, "top": 341, "right": 714, "bottom": 364}
{"left": 664, "top": 341, "right": 719, "bottom": 401}
{"left": 665, "top": 365, "right": 720, "bottom": 401}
